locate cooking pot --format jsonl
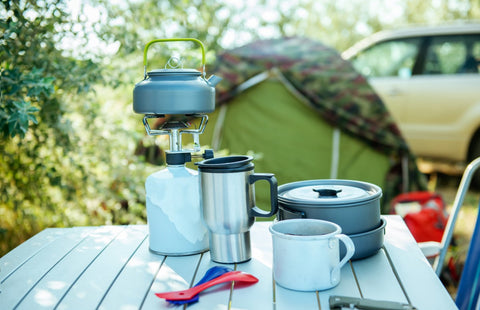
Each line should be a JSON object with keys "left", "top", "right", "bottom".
{"left": 133, "top": 38, "right": 222, "bottom": 115}
{"left": 277, "top": 179, "right": 382, "bottom": 235}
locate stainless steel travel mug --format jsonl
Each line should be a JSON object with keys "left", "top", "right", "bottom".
{"left": 196, "top": 155, "right": 278, "bottom": 263}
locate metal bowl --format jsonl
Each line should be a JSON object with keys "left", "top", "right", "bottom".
{"left": 340, "top": 217, "right": 387, "bottom": 260}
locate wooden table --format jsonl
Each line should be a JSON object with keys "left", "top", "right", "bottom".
{"left": 0, "top": 215, "right": 457, "bottom": 309}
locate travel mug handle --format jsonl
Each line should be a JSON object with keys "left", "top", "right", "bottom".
{"left": 248, "top": 173, "right": 278, "bottom": 218}
{"left": 330, "top": 234, "right": 355, "bottom": 286}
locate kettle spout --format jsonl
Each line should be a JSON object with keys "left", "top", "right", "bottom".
{"left": 206, "top": 75, "right": 222, "bottom": 87}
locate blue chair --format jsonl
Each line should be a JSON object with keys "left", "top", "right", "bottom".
{"left": 432, "top": 158, "right": 480, "bottom": 310}
{"left": 455, "top": 203, "right": 480, "bottom": 310}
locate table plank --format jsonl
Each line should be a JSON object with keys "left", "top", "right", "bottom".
{"left": 187, "top": 252, "right": 232, "bottom": 310}
{"left": 0, "top": 226, "right": 98, "bottom": 309}
{"left": 230, "top": 222, "right": 275, "bottom": 309}
{"left": 317, "top": 263, "right": 361, "bottom": 309}
{"left": 97, "top": 226, "right": 165, "bottom": 310}
{"left": 54, "top": 225, "right": 146, "bottom": 310}
{"left": 351, "top": 248, "right": 408, "bottom": 303}
{"left": 232, "top": 257, "right": 274, "bottom": 309}
{"left": 141, "top": 252, "right": 203, "bottom": 309}
{"left": 0, "top": 228, "right": 67, "bottom": 282}
{"left": 383, "top": 216, "right": 457, "bottom": 310}
{"left": 14, "top": 225, "right": 127, "bottom": 310}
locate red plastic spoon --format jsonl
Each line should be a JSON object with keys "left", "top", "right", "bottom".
{"left": 155, "top": 271, "right": 259, "bottom": 301}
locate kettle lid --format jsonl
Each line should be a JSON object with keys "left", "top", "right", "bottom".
{"left": 147, "top": 69, "right": 201, "bottom": 76}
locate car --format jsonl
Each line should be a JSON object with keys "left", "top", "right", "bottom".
{"left": 342, "top": 23, "right": 480, "bottom": 175}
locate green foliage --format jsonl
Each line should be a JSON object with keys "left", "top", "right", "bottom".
{"left": 0, "top": 0, "right": 152, "bottom": 256}
{"left": 1, "top": 68, "right": 49, "bottom": 138}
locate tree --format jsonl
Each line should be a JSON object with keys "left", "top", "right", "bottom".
{"left": 0, "top": 0, "right": 149, "bottom": 255}
{"left": 95, "top": 0, "right": 480, "bottom": 71}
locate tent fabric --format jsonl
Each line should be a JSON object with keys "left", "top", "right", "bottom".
{"left": 201, "top": 37, "right": 426, "bottom": 211}
{"left": 207, "top": 80, "right": 391, "bottom": 183}
{"left": 210, "top": 36, "right": 409, "bottom": 157}
{"left": 199, "top": 79, "right": 392, "bottom": 210}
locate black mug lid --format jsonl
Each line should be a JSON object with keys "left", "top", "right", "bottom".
{"left": 196, "top": 155, "right": 254, "bottom": 173}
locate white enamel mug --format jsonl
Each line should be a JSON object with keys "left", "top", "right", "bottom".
{"left": 269, "top": 219, "right": 355, "bottom": 291}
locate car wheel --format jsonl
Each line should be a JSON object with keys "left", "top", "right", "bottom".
{"left": 467, "top": 131, "right": 480, "bottom": 189}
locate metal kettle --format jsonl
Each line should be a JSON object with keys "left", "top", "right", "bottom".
{"left": 133, "top": 38, "right": 222, "bottom": 115}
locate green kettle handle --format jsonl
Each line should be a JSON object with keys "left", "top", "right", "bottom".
{"left": 143, "top": 38, "right": 206, "bottom": 79}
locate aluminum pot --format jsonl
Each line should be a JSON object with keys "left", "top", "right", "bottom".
{"left": 277, "top": 179, "right": 382, "bottom": 235}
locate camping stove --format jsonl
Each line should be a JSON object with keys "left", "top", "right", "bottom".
{"left": 133, "top": 38, "right": 220, "bottom": 255}
{"left": 142, "top": 113, "right": 214, "bottom": 169}
{"left": 142, "top": 114, "right": 208, "bottom": 153}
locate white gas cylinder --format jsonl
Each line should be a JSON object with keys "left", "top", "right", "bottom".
{"left": 145, "top": 164, "right": 209, "bottom": 255}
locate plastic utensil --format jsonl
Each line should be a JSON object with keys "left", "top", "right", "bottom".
{"left": 166, "top": 266, "right": 233, "bottom": 305}
{"left": 155, "top": 271, "right": 258, "bottom": 301}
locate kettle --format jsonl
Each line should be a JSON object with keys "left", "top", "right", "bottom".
{"left": 133, "top": 38, "right": 222, "bottom": 115}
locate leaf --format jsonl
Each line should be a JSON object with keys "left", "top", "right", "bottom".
{"left": 28, "top": 113, "right": 38, "bottom": 125}
{"left": 7, "top": 111, "right": 28, "bottom": 138}
{"left": 24, "top": 71, "right": 56, "bottom": 97}
{"left": 6, "top": 100, "right": 39, "bottom": 138}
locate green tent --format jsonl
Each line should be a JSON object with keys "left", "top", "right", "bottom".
{"left": 199, "top": 37, "right": 425, "bottom": 212}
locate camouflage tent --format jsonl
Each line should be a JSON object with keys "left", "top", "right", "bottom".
{"left": 200, "top": 37, "right": 425, "bottom": 212}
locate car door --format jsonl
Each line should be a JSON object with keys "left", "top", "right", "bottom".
{"left": 349, "top": 37, "right": 423, "bottom": 130}
{"left": 399, "top": 34, "right": 480, "bottom": 161}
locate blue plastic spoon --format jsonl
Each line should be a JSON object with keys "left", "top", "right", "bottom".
{"left": 166, "top": 266, "right": 233, "bottom": 305}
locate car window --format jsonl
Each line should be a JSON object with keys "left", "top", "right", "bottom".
{"left": 350, "top": 38, "right": 422, "bottom": 77}
{"left": 422, "top": 34, "right": 480, "bottom": 75}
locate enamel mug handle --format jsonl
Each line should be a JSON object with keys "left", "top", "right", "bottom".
{"left": 330, "top": 234, "right": 355, "bottom": 286}
{"left": 142, "top": 38, "right": 206, "bottom": 78}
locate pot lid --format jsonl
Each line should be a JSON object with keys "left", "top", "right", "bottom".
{"left": 278, "top": 179, "right": 381, "bottom": 205}
{"left": 147, "top": 69, "right": 201, "bottom": 76}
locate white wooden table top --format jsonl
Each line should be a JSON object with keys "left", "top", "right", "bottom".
{"left": 0, "top": 215, "right": 457, "bottom": 310}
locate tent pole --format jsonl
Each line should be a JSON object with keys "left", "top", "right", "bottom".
{"left": 331, "top": 128, "right": 340, "bottom": 179}
{"left": 212, "top": 104, "right": 228, "bottom": 151}
{"left": 402, "top": 155, "right": 409, "bottom": 193}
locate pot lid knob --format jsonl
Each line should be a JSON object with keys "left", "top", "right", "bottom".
{"left": 313, "top": 188, "right": 342, "bottom": 198}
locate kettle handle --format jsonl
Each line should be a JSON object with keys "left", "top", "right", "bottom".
{"left": 143, "top": 38, "right": 206, "bottom": 79}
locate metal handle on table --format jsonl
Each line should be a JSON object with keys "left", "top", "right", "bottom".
{"left": 329, "top": 295, "right": 417, "bottom": 310}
